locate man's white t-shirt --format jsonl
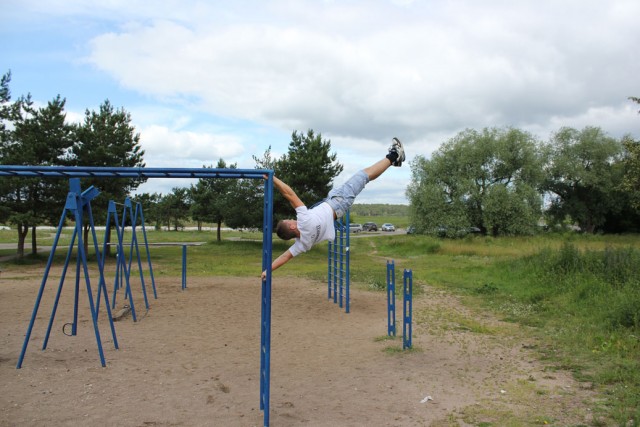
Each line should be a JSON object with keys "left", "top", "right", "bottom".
{"left": 289, "top": 202, "right": 335, "bottom": 257}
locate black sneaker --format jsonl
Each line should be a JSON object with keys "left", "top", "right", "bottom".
{"left": 389, "top": 137, "right": 406, "bottom": 167}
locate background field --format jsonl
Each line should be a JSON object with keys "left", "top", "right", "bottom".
{"left": 1, "top": 221, "right": 639, "bottom": 424}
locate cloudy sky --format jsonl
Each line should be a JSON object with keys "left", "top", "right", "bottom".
{"left": 2, "top": 0, "right": 639, "bottom": 204}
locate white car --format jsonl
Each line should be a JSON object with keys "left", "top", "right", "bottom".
{"left": 381, "top": 223, "right": 395, "bottom": 232}
{"left": 349, "top": 223, "right": 363, "bottom": 233}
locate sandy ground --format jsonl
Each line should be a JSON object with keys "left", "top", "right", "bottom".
{"left": 0, "top": 266, "right": 598, "bottom": 426}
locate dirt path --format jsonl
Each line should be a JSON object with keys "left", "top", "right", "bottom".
{"left": 0, "top": 267, "right": 597, "bottom": 426}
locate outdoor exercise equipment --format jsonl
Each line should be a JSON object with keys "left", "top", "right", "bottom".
{"left": 387, "top": 260, "right": 396, "bottom": 336}
{"left": 16, "top": 178, "right": 119, "bottom": 369}
{"left": 403, "top": 268, "right": 413, "bottom": 350}
{"left": 327, "top": 211, "right": 350, "bottom": 312}
{"left": 1, "top": 165, "right": 275, "bottom": 427}
{"left": 101, "top": 198, "right": 157, "bottom": 321}
{"left": 386, "top": 261, "right": 413, "bottom": 349}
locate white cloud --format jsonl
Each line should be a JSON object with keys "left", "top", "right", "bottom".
{"left": 5, "top": 0, "right": 640, "bottom": 202}
{"left": 82, "top": 1, "right": 639, "bottom": 145}
{"left": 139, "top": 125, "right": 245, "bottom": 167}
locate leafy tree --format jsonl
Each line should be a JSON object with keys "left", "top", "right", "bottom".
{"left": 0, "top": 89, "right": 74, "bottom": 257}
{"left": 275, "top": 130, "right": 343, "bottom": 221}
{"left": 224, "top": 178, "right": 265, "bottom": 230}
{"left": 621, "top": 97, "right": 640, "bottom": 210}
{"left": 72, "top": 100, "right": 145, "bottom": 250}
{"left": 544, "top": 127, "right": 624, "bottom": 233}
{"left": 132, "top": 192, "right": 162, "bottom": 229}
{"left": 407, "top": 127, "right": 544, "bottom": 237}
{"left": 190, "top": 159, "right": 239, "bottom": 241}
{"left": 157, "top": 187, "right": 191, "bottom": 231}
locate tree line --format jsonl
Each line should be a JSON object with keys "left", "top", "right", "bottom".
{"left": 2, "top": 69, "right": 639, "bottom": 259}
{"left": 408, "top": 108, "right": 640, "bottom": 236}
{"left": 0, "top": 71, "right": 344, "bottom": 258}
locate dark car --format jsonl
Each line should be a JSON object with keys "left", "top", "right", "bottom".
{"left": 362, "top": 222, "right": 378, "bottom": 231}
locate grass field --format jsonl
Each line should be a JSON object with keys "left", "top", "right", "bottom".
{"left": 2, "top": 226, "right": 639, "bottom": 424}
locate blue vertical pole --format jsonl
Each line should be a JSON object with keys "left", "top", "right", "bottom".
{"left": 137, "top": 203, "right": 157, "bottom": 298}
{"left": 182, "top": 245, "right": 187, "bottom": 290}
{"left": 327, "top": 241, "right": 332, "bottom": 299}
{"left": 260, "top": 172, "right": 274, "bottom": 427}
{"left": 387, "top": 260, "right": 396, "bottom": 336}
{"left": 338, "top": 218, "right": 344, "bottom": 308}
{"left": 332, "top": 221, "right": 338, "bottom": 303}
{"left": 129, "top": 201, "right": 150, "bottom": 310}
{"left": 345, "top": 210, "right": 350, "bottom": 313}
{"left": 403, "top": 269, "right": 413, "bottom": 350}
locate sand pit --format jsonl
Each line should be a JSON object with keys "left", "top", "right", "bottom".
{"left": 1, "top": 268, "right": 597, "bottom": 426}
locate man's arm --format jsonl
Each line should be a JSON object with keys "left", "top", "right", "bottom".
{"left": 261, "top": 249, "right": 294, "bottom": 281}
{"left": 271, "top": 175, "right": 304, "bottom": 209}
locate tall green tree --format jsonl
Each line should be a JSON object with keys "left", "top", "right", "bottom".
{"left": 157, "top": 187, "right": 191, "bottom": 231}
{"left": 190, "top": 159, "right": 239, "bottom": 241}
{"left": 72, "top": 100, "right": 145, "bottom": 249}
{"left": 273, "top": 129, "right": 343, "bottom": 222}
{"left": 544, "top": 127, "right": 624, "bottom": 233}
{"left": 407, "top": 127, "right": 545, "bottom": 237}
{"left": 0, "top": 90, "right": 74, "bottom": 257}
{"left": 621, "top": 97, "right": 640, "bottom": 210}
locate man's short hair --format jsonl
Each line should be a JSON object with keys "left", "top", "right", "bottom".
{"left": 276, "top": 220, "right": 297, "bottom": 240}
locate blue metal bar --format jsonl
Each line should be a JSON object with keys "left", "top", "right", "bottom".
{"left": 110, "top": 201, "right": 138, "bottom": 321}
{"left": 333, "top": 219, "right": 342, "bottom": 304}
{"left": 327, "top": 241, "right": 332, "bottom": 299}
{"left": 387, "top": 260, "right": 396, "bottom": 336}
{"left": 338, "top": 218, "right": 344, "bottom": 308}
{"left": 129, "top": 200, "right": 151, "bottom": 310}
{"left": 403, "top": 269, "right": 413, "bottom": 350}
{"left": 345, "top": 210, "right": 350, "bottom": 313}
{"left": 182, "top": 245, "right": 187, "bottom": 290}
{"left": 86, "top": 199, "right": 119, "bottom": 350}
{"left": 0, "top": 165, "right": 271, "bottom": 179}
{"left": 73, "top": 201, "right": 106, "bottom": 366}
{"left": 11, "top": 165, "right": 276, "bottom": 424}
{"left": 16, "top": 201, "right": 70, "bottom": 368}
{"left": 260, "top": 172, "right": 274, "bottom": 427}
{"left": 137, "top": 202, "right": 157, "bottom": 298}
{"left": 43, "top": 226, "right": 77, "bottom": 349}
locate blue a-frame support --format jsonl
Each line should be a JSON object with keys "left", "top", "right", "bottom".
{"left": 16, "top": 178, "right": 119, "bottom": 368}
{"left": 1, "top": 165, "right": 274, "bottom": 427}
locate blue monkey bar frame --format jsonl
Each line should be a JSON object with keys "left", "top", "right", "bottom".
{"left": 327, "top": 211, "right": 350, "bottom": 312}
{"left": 0, "top": 165, "right": 274, "bottom": 427}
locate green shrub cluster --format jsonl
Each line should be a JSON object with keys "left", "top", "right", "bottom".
{"left": 496, "top": 243, "right": 640, "bottom": 424}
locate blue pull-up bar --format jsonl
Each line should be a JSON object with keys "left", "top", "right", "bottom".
{"left": 1, "top": 165, "right": 274, "bottom": 427}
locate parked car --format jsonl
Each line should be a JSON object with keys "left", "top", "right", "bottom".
{"left": 362, "top": 222, "right": 378, "bottom": 231}
{"left": 349, "top": 223, "right": 363, "bottom": 233}
{"left": 406, "top": 225, "right": 416, "bottom": 234}
{"left": 381, "top": 223, "right": 395, "bottom": 232}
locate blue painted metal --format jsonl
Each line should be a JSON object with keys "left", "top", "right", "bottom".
{"left": 108, "top": 200, "right": 138, "bottom": 321}
{"left": 387, "top": 260, "right": 396, "bottom": 336}
{"left": 327, "top": 212, "right": 350, "bottom": 312}
{"left": 345, "top": 210, "right": 350, "bottom": 313}
{"left": 17, "top": 179, "right": 118, "bottom": 368}
{"left": 260, "top": 172, "right": 274, "bottom": 427}
{"left": 182, "top": 245, "right": 187, "bottom": 290}
{"left": 136, "top": 202, "right": 157, "bottom": 297}
{"left": 123, "top": 199, "right": 151, "bottom": 311}
{"left": 327, "top": 241, "right": 332, "bottom": 299}
{"left": 5, "top": 165, "right": 274, "bottom": 427}
{"left": 403, "top": 269, "right": 413, "bottom": 350}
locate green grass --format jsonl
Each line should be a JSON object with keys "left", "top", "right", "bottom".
{"left": 2, "top": 227, "right": 640, "bottom": 424}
